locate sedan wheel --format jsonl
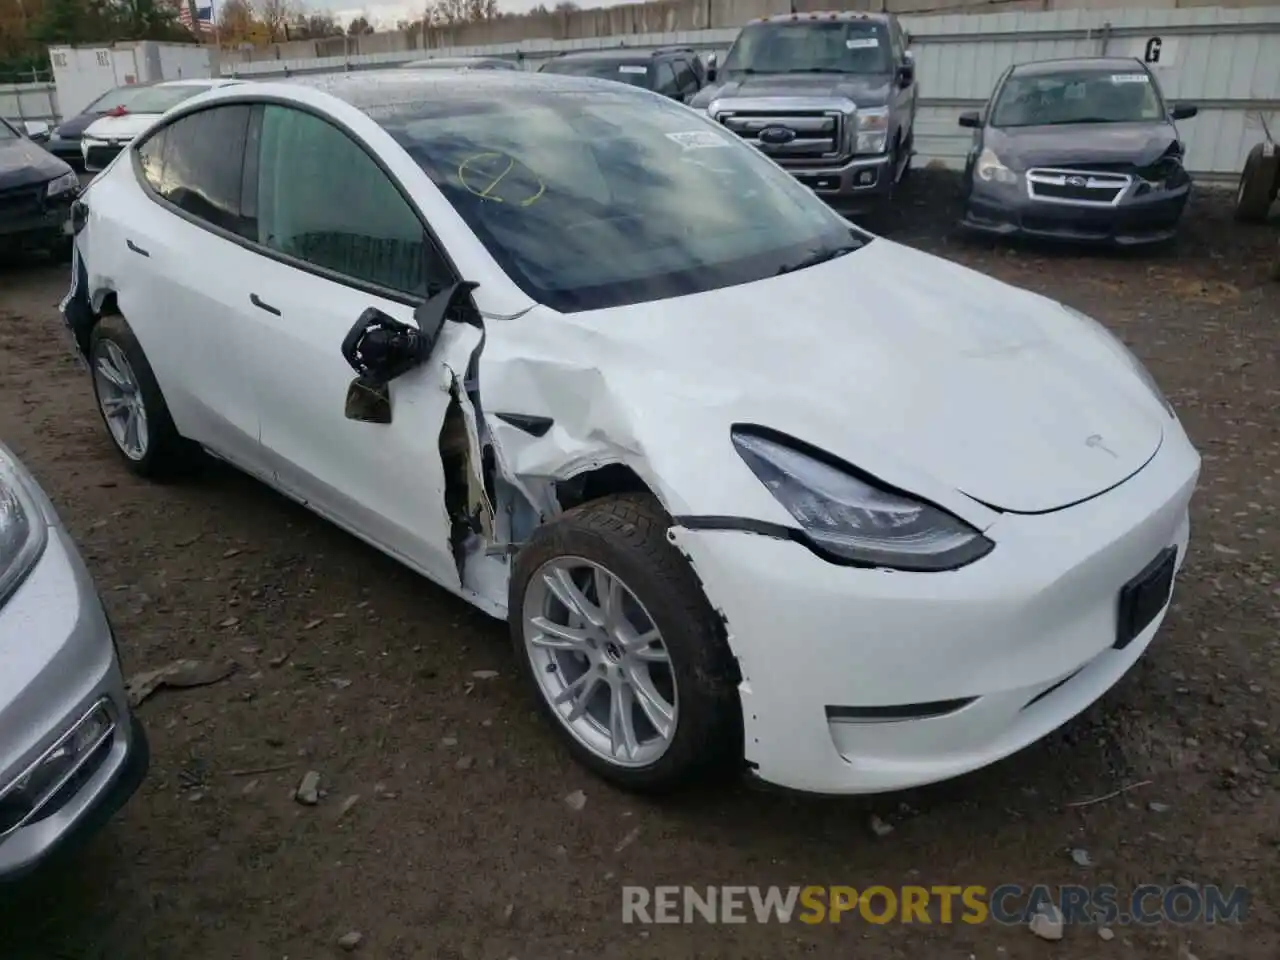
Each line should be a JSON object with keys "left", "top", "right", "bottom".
{"left": 522, "top": 556, "right": 678, "bottom": 767}
{"left": 93, "top": 339, "right": 149, "bottom": 461}
{"left": 509, "top": 493, "right": 742, "bottom": 792}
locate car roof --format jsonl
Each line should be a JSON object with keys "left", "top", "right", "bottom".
{"left": 278, "top": 68, "right": 632, "bottom": 108}
{"left": 1009, "top": 57, "right": 1146, "bottom": 77}
{"left": 155, "top": 77, "right": 240, "bottom": 88}
{"left": 748, "top": 10, "right": 892, "bottom": 24}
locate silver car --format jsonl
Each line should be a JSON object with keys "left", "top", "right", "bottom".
{"left": 0, "top": 440, "right": 148, "bottom": 880}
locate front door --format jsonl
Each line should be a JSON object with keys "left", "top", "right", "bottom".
{"left": 231, "top": 103, "right": 472, "bottom": 591}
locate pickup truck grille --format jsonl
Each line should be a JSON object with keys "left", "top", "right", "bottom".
{"left": 715, "top": 111, "right": 844, "bottom": 164}
{"left": 1026, "top": 168, "right": 1132, "bottom": 207}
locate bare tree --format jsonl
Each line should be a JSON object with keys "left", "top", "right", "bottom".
{"left": 255, "top": 0, "right": 291, "bottom": 40}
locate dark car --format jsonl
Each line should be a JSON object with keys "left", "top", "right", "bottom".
{"left": 46, "top": 83, "right": 154, "bottom": 170}
{"left": 958, "top": 57, "right": 1198, "bottom": 245}
{"left": 538, "top": 47, "right": 705, "bottom": 103}
{"left": 0, "top": 117, "right": 78, "bottom": 259}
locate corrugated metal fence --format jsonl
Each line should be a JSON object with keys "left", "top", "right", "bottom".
{"left": 0, "top": 82, "right": 58, "bottom": 126}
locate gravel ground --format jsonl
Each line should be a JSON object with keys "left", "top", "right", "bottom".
{"left": 0, "top": 172, "right": 1277, "bottom": 960}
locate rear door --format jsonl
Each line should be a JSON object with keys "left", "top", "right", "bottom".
{"left": 107, "top": 103, "right": 270, "bottom": 477}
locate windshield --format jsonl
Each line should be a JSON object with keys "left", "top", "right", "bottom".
{"left": 84, "top": 84, "right": 149, "bottom": 113}
{"left": 125, "top": 84, "right": 215, "bottom": 114}
{"left": 720, "top": 20, "right": 893, "bottom": 76}
{"left": 539, "top": 59, "right": 652, "bottom": 87}
{"left": 374, "top": 88, "right": 862, "bottom": 312}
{"left": 991, "top": 69, "right": 1165, "bottom": 127}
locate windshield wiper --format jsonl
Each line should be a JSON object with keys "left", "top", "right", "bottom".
{"left": 775, "top": 244, "right": 861, "bottom": 276}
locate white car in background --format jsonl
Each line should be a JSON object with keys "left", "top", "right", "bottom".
{"left": 62, "top": 71, "right": 1199, "bottom": 796}
{"left": 80, "top": 78, "right": 243, "bottom": 173}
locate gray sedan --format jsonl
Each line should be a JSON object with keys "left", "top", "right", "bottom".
{"left": 0, "top": 441, "right": 148, "bottom": 880}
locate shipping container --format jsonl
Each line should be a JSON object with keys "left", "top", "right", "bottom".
{"left": 47, "top": 42, "right": 217, "bottom": 121}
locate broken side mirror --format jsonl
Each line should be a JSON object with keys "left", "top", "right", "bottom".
{"left": 341, "top": 281, "right": 479, "bottom": 424}
{"left": 705, "top": 52, "right": 717, "bottom": 84}
{"left": 958, "top": 110, "right": 982, "bottom": 129}
{"left": 897, "top": 62, "right": 915, "bottom": 88}
{"left": 1170, "top": 103, "right": 1198, "bottom": 121}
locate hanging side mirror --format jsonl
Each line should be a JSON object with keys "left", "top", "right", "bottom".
{"left": 340, "top": 281, "right": 478, "bottom": 424}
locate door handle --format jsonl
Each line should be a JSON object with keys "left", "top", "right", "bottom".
{"left": 126, "top": 238, "right": 149, "bottom": 257}
{"left": 250, "top": 293, "right": 281, "bottom": 316}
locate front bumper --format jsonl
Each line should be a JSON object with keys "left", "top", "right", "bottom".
{"left": 0, "top": 518, "right": 149, "bottom": 881}
{"left": 669, "top": 424, "right": 1200, "bottom": 795}
{"left": 961, "top": 178, "right": 1191, "bottom": 245}
{"left": 781, "top": 153, "right": 894, "bottom": 212}
{"left": 0, "top": 191, "right": 73, "bottom": 246}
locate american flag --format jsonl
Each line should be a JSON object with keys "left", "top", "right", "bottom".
{"left": 177, "top": 2, "right": 215, "bottom": 34}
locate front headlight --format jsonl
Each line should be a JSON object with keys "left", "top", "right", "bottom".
{"left": 47, "top": 171, "right": 78, "bottom": 198}
{"left": 976, "top": 147, "right": 1018, "bottom": 185}
{"left": 855, "top": 106, "right": 889, "bottom": 155}
{"left": 731, "top": 429, "right": 994, "bottom": 571}
{"left": 1061, "top": 305, "right": 1175, "bottom": 418}
{"left": 0, "top": 449, "right": 50, "bottom": 606}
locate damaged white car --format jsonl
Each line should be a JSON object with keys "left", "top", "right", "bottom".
{"left": 61, "top": 71, "right": 1200, "bottom": 795}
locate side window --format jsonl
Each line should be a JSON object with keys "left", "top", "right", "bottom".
{"left": 654, "top": 61, "right": 679, "bottom": 97}
{"left": 155, "top": 105, "right": 253, "bottom": 238}
{"left": 136, "top": 126, "right": 167, "bottom": 192}
{"left": 256, "top": 104, "right": 448, "bottom": 298}
{"left": 673, "top": 59, "right": 699, "bottom": 96}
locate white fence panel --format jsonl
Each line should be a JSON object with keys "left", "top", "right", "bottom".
{"left": 0, "top": 83, "right": 58, "bottom": 125}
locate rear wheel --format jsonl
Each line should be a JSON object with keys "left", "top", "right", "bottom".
{"left": 89, "top": 315, "right": 194, "bottom": 479}
{"left": 509, "top": 494, "right": 741, "bottom": 792}
{"left": 1234, "top": 142, "right": 1279, "bottom": 223}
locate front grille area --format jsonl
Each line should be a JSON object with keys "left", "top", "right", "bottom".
{"left": 1027, "top": 168, "right": 1132, "bottom": 207}
{"left": 0, "top": 183, "right": 45, "bottom": 219}
{"left": 84, "top": 143, "right": 124, "bottom": 171}
{"left": 716, "top": 111, "right": 843, "bottom": 164}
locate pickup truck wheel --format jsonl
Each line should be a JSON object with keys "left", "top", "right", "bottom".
{"left": 1234, "top": 143, "right": 1279, "bottom": 223}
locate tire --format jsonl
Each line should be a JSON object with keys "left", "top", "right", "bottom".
{"left": 1234, "top": 143, "right": 1279, "bottom": 223}
{"left": 509, "top": 493, "right": 742, "bottom": 792}
{"left": 88, "top": 314, "right": 193, "bottom": 479}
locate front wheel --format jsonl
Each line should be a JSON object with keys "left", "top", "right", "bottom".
{"left": 509, "top": 494, "right": 742, "bottom": 792}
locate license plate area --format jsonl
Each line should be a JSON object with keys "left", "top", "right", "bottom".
{"left": 1115, "top": 546, "right": 1177, "bottom": 650}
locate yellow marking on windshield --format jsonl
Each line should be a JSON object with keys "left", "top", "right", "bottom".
{"left": 458, "top": 151, "right": 546, "bottom": 207}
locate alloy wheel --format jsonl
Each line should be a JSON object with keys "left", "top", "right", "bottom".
{"left": 93, "top": 340, "right": 149, "bottom": 461}
{"left": 522, "top": 556, "right": 678, "bottom": 767}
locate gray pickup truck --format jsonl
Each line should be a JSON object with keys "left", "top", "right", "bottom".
{"left": 688, "top": 11, "right": 918, "bottom": 215}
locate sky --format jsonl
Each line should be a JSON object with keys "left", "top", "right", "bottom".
{"left": 320, "top": 0, "right": 634, "bottom": 30}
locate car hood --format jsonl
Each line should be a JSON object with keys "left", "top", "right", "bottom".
{"left": 986, "top": 121, "right": 1181, "bottom": 170}
{"left": 52, "top": 112, "right": 102, "bottom": 140}
{"left": 476, "top": 238, "right": 1168, "bottom": 521}
{"left": 693, "top": 72, "right": 892, "bottom": 109}
{"left": 82, "top": 113, "right": 162, "bottom": 141}
{"left": 0, "top": 137, "right": 72, "bottom": 189}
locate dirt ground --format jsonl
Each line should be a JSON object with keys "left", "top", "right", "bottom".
{"left": 1, "top": 172, "right": 1277, "bottom": 960}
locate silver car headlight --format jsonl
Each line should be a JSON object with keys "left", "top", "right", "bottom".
{"left": 0, "top": 448, "right": 50, "bottom": 605}
{"left": 1062, "top": 304, "right": 1175, "bottom": 418}
{"left": 47, "top": 171, "right": 79, "bottom": 197}
{"left": 855, "top": 106, "right": 889, "bottom": 154}
{"left": 731, "top": 429, "right": 993, "bottom": 571}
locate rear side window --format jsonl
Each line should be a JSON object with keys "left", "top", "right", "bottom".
{"left": 138, "top": 105, "right": 253, "bottom": 238}
{"left": 255, "top": 104, "right": 449, "bottom": 298}
{"left": 654, "top": 61, "right": 679, "bottom": 96}
{"left": 673, "top": 59, "right": 699, "bottom": 96}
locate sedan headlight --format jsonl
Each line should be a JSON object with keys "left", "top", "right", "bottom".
{"left": 731, "top": 429, "right": 993, "bottom": 571}
{"left": 0, "top": 448, "right": 50, "bottom": 606}
{"left": 1062, "top": 305, "right": 1175, "bottom": 418}
{"left": 976, "top": 147, "right": 1018, "bottom": 185}
{"left": 47, "top": 171, "right": 79, "bottom": 198}
{"left": 855, "top": 106, "right": 889, "bottom": 155}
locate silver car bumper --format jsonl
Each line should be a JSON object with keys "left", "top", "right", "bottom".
{"left": 0, "top": 445, "right": 148, "bottom": 881}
